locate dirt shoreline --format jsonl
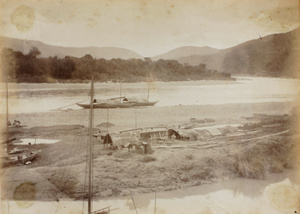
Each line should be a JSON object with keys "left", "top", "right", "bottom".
{"left": 1, "top": 102, "right": 299, "bottom": 201}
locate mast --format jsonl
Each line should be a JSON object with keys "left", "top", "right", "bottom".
{"left": 107, "top": 108, "right": 109, "bottom": 133}
{"left": 6, "top": 81, "right": 9, "bottom": 153}
{"left": 88, "top": 79, "right": 94, "bottom": 214}
{"left": 154, "top": 187, "right": 157, "bottom": 214}
{"left": 147, "top": 82, "right": 150, "bottom": 100}
{"left": 134, "top": 107, "right": 137, "bottom": 129}
{"left": 120, "top": 82, "right": 122, "bottom": 102}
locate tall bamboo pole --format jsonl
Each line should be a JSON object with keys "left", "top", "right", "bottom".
{"left": 88, "top": 79, "right": 94, "bottom": 214}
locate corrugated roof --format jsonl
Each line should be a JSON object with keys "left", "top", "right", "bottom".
{"left": 205, "top": 128, "right": 222, "bottom": 136}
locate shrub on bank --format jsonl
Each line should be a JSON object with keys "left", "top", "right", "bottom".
{"left": 233, "top": 136, "right": 298, "bottom": 179}
{"left": 234, "top": 146, "right": 266, "bottom": 179}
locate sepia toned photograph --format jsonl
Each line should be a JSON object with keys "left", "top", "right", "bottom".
{"left": 0, "top": 0, "right": 299, "bottom": 213}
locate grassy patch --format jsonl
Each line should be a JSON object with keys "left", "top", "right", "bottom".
{"left": 40, "top": 167, "right": 80, "bottom": 198}
{"left": 233, "top": 136, "right": 298, "bottom": 179}
{"left": 261, "top": 137, "right": 298, "bottom": 169}
{"left": 234, "top": 146, "right": 266, "bottom": 179}
{"left": 140, "top": 155, "right": 157, "bottom": 163}
{"left": 114, "top": 151, "right": 134, "bottom": 159}
{"left": 192, "top": 168, "right": 215, "bottom": 180}
{"left": 180, "top": 164, "right": 194, "bottom": 171}
{"left": 269, "top": 160, "right": 284, "bottom": 173}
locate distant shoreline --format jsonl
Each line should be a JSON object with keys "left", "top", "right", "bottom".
{"left": 2, "top": 75, "right": 300, "bottom": 84}
{"left": 1, "top": 76, "right": 236, "bottom": 84}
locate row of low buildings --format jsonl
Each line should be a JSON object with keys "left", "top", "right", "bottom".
{"left": 96, "top": 122, "right": 241, "bottom": 149}
{"left": 93, "top": 114, "right": 290, "bottom": 151}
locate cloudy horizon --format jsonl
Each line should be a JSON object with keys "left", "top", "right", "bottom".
{"left": 1, "top": 0, "right": 299, "bottom": 57}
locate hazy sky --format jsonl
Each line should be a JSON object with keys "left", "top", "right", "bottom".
{"left": 1, "top": 0, "right": 299, "bottom": 57}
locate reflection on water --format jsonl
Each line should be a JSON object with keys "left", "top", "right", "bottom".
{"left": 0, "top": 77, "right": 299, "bottom": 114}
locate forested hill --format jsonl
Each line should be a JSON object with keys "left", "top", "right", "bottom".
{"left": 1, "top": 48, "right": 233, "bottom": 83}
{"left": 178, "top": 28, "right": 300, "bottom": 78}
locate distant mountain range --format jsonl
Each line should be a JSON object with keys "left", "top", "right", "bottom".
{"left": 1, "top": 37, "right": 143, "bottom": 59}
{"left": 1, "top": 27, "right": 299, "bottom": 77}
{"left": 150, "top": 46, "right": 220, "bottom": 61}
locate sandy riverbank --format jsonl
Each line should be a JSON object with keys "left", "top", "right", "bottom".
{"left": 1, "top": 102, "right": 299, "bottom": 203}
{"left": 5, "top": 101, "right": 296, "bottom": 131}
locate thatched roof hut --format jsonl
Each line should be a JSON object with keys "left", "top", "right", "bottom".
{"left": 103, "top": 132, "right": 140, "bottom": 148}
{"left": 139, "top": 127, "right": 168, "bottom": 141}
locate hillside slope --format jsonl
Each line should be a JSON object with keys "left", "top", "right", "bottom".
{"left": 1, "top": 37, "right": 143, "bottom": 59}
{"left": 178, "top": 28, "right": 300, "bottom": 77}
{"left": 151, "top": 46, "right": 219, "bottom": 61}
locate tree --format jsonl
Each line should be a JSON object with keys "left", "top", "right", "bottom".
{"left": 50, "top": 56, "right": 75, "bottom": 79}
{"left": 14, "top": 47, "right": 48, "bottom": 82}
{"left": 28, "top": 47, "right": 41, "bottom": 58}
{"left": 1, "top": 48, "right": 17, "bottom": 82}
{"left": 72, "top": 54, "right": 96, "bottom": 80}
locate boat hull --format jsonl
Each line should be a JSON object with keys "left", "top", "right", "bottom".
{"left": 110, "top": 96, "right": 159, "bottom": 107}
{"left": 130, "top": 101, "right": 159, "bottom": 106}
{"left": 77, "top": 103, "right": 134, "bottom": 109}
{"left": 21, "top": 150, "right": 41, "bottom": 164}
{"left": 8, "top": 148, "right": 28, "bottom": 155}
{"left": 77, "top": 96, "right": 159, "bottom": 109}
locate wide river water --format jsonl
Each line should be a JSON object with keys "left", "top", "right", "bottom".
{"left": 1, "top": 77, "right": 299, "bottom": 213}
{"left": 0, "top": 76, "right": 299, "bottom": 114}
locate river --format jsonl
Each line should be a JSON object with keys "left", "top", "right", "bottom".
{"left": 1, "top": 77, "right": 299, "bottom": 213}
{"left": 3, "top": 170, "right": 299, "bottom": 214}
{"left": 0, "top": 77, "right": 299, "bottom": 114}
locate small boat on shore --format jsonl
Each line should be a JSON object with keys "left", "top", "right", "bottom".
{"left": 2, "top": 150, "right": 41, "bottom": 166}
{"left": 2, "top": 80, "right": 42, "bottom": 167}
{"left": 8, "top": 147, "right": 28, "bottom": 155}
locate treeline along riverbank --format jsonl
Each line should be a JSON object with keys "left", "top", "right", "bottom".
{"left": 2, "top": 47, "right": 233, "bottom": 83}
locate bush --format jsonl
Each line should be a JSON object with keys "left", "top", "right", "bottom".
{"left": 269, "top": 160, "right": 284, "bottom": 173}
{"left": 234, "top": 137, "right": 298, "bottom": 179}
{"left": 234, "top": 146, "right": 266, "bottom": 179}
